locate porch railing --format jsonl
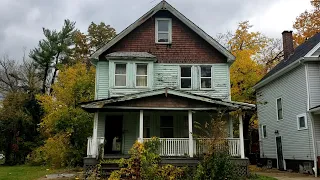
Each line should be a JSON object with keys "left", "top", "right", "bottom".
{"left": 143, "top": 138, "right": 240, "bottom": 157}
{"left": 87, "top": 137, "right": 105, "bottom": 158}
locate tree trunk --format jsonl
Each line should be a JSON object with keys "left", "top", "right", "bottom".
{"left": 41, "top": 64, "right": 49, "bottom": 94}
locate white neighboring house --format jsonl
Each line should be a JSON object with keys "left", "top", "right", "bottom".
{"left": 254, "top": 31, "right": 320, "bottom": 176}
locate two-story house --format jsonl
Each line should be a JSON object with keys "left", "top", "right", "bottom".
{"left": 254, "top": 31, "right": 320, "bottom": 176}
{"left": 80, "top": 1, "right": 254, "bottom": 168}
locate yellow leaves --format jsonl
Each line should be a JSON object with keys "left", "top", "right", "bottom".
{"left": 228, "top": 21, "right": 267, "bottom": 103}
{"left": 293, "top": 1, "right": 320, "bottom": 46}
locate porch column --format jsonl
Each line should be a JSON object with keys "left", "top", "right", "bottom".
{"left": 239, "top": 112, "right": 245, "bottom": 158}
{"left": 139, "top": 110, "right": 144, "bottom": 143}
{"left": 92, "top": 112, "right": 98, "bottom": 158}
{"left": 188, "top": 110, "right": 194, "bottom": 157}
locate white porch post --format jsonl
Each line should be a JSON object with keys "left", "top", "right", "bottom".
{"left": 188, "top": 110, "right": 194, "bottom": 157}
{"left": 239, "top": 112, "right": 245, "bottom": 159}
{"left": 92, "top": 112, "right": 98, "bottom": 158}
{"left": 139, "top": 110, "right": 144, "bottom": 143}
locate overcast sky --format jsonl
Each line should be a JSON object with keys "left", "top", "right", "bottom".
{"left": 0, "top": 0, "right": 312, "bottom": 61}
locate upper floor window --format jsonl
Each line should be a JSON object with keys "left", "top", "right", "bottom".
{"left": 276, "top": 98, "right": 283, "bottom": 120}
{"left": 136, "top": 64, "right": 148, "bottom": 87}
{"left": 115, "top": 64, "right": 126, "bottom": 87}
{"left": 200, "top": 66, "right": 212, "bottom": 89}
{"left": 180, "top": 66, "right": 192, "bottom": 89}
{"left": 155, "top": 18, "right": 172, "bottom": 44}
{"left": 297, "top": 113, "right": 307, "bottom": 130}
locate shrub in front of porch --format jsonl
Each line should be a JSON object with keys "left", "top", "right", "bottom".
{"left": 194, "top": 151, "right": 238, "bottom": 180}
{"left": 108, "top": 137, "right": 185, "bottom": 180}
{"left": 193, "top": 111, "right": 239, "bottom": 180}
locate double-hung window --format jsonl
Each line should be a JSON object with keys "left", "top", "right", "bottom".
{"left": 155, "top": 18, "right": 172, "bottom": 43}
{"left": 276, "top": 98, "right": 283, "bottom": 120}
{"left": 115, "top": 64, "right": 127, "bottom": 87}
{"left": 180, "top": 66, "right": 192, "bottom": 89}
{"left": 160, "top": 116, "right": 174, "bottom": 138}
{"left": 136, "top": 64, "right": 148, "bottom": 87}
{"left": 200, "top": 66, "right": 212, "bottom": 89}
{"left": 297, "top": 113, "right": 307, "bottom": 130}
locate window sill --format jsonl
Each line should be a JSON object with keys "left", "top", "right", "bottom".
{"left": 156, "top": 42, "right": 172, "bottom": 45}
{"left": 298, "top": 128, "right": 308, "bottom": 131}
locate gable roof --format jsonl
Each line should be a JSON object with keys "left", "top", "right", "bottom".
{"left": 80, "top": 88, "right": 255, "bottom": 111}
{"left": 90, "top": 1, "right": 235, "bottom": 62}
{"left": 254, "top": 33, "right": 320, "bottom": 89}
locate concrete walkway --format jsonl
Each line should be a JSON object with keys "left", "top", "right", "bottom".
{"left": 257, "top": 172, "right": 318, "bottom": 180}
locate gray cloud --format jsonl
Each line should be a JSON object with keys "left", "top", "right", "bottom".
{"left": 0, "top": 0, "right": 309, "bottom": 61}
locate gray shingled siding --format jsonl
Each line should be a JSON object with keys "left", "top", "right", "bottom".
{"left": 257, "top": 65, "right": 313, "bottom": 161}
{"left": 306, "top": 63, "right": 320, "bottom": 109}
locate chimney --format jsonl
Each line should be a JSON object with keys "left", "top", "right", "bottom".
{"left": 282, "top": 31, "right": 294, "bottom": 60}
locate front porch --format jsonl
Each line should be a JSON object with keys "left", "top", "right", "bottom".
{"left": 81, "top": 88, "right": 254, "bottom": 160}
{"left": 86, "top": 109, "right": 245, "bottom": 159}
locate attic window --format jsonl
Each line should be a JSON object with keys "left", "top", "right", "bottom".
{"left": 155, "top": 18, "right": 172, "bottom": 44}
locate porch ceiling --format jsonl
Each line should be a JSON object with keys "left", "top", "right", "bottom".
{"left": 80, "top": 88, "right": 255, "bottom": 112}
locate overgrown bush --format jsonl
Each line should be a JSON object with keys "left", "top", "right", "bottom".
{"left": 27, "top": 133, "right": 70, "bottom": 168}
{"left": 194, "top": 151, "right": 238, "bottom": 180}
{"left": 109, "top": 137, "right": 184, "bottom": 180}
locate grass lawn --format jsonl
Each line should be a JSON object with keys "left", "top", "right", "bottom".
{"left": 249, "top": 174, "right": 278, "bottom": 180}
{"left": 0, "top": 165, "right": 59, "bottom": 180}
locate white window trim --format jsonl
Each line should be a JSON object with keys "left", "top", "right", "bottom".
{"left": 261, "top": 125, "right": 267, "bottom": 138}
{"left": 199, "top": 65, "right": 213, "bottom": 90}
{"left": 179, "top": 66, "right": 193, "bottom": 90}
{"left": 297, "top": 113, "right": 308, "bottom": 130}
{"left": 276, "top": 97, "right": 283, "bottom": 121}
{"left": 155, "top": 18, "right": 172, "bottom": 44}
{"left": 135, "top": 63, "right": 149, "bottom": 88}
{"left": 114, "top": 63, "right": 127, "bottom": 88}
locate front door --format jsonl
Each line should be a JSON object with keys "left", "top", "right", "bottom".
{"left": 105, "top": 116, "right": 123, "bottom": 154}
{"left": 276, "top": 136, "right": 284, "bottom": 170}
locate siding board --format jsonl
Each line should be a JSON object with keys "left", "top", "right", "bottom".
{"left": 257, "top": 66, "right": 313, "bottom": 160}
{"left": 307, "top": 63, "right": 320, "bottom": 108}
{"left": 99, "top": 63, "right": 230, "bottom": 99}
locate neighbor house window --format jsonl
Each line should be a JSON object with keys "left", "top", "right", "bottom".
{"left": 180, "top": 66, "right": 192, "bottom": 89}
{"left": 276, "top": 98, "right": 283, "bottom": 120}
{"left": 261, "top": 125, "right": 267, "bottom": 138}
{"left": 160, "top": 116, "right": 174, "bottom": 138}
{"left": 155, "top": 18, "right": 172, "bottom": 43}
{"left": 297, "top": 113, "right": 307, "bottom": 130}
{"left": 143, "top": 116, "right": 150, "bottom": 138}
{"left": 115, "top": 63, "right": 127, "bottom": 87}
{"left": 200, "top": 66, "right": 212, "bottom": 89}
{"left": 136, "top": 64, "right": 148, "bottom": 87}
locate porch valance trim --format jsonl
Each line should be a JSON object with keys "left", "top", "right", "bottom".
{"left": 80, "top": 88, "right": 255, "bottom": 111}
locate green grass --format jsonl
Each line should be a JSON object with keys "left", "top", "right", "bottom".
{"left": 0, "top": 165, "right": 59, "bottom": 180}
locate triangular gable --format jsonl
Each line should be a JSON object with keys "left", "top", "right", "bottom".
{"left": 90, "top": 1, "right": 235, "bottom": 62}
{"left": 80, "top": 88, "right": 255, "bottom": 110}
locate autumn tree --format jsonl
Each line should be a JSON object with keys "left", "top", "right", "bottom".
{"left": 293, "top": 0, "right": 320, "bottom": 46}
{"left": 29, "top": 63, "right": 95, "bottom": 167}
{"left": 72, "top": 22, "right": 116, "bottom": 64}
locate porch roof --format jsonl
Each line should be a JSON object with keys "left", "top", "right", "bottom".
{"left": 80, "top": 88, "right": 255, "bottom": 112}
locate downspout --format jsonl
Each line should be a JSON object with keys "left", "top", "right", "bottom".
{"left": 308, "top": 112, "right": 318, "bottom": 177}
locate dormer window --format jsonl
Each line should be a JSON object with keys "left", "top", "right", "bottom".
{"left": 155, "top": 18, "right": 172, "bottom": 44}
